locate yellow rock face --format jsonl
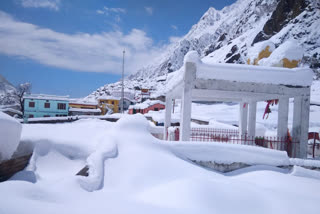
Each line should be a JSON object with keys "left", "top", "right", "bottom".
{"left": 282, "top": 58, "right": 300, "bottom": 68}
{"left": 248, "top": 46, "right": 272, "bottom": 65}
{"left": 257, "top": 46, "right": 272, "bottom": 62}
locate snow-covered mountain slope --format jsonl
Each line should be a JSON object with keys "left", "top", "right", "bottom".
{"left": 86, "top": 0, "right": 320, "bottom": 101}
{"left": 0, "top": 74, "right": 17, "bottom": 105}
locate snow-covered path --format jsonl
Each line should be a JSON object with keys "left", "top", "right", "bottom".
{"left": 0, "top": 115, "right": 320, "bottom": 214}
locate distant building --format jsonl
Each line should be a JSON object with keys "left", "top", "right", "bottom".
{"left": 128, "top": 99, "right": 165, "bottom": 115}
{"left": 69, "top": 100, "right": 100, "bottom": 116}
{"left": 98, "top": 96, "right": 120, "bottom": 115}
{"left": 111, "top": 91, "right": 135, "bottom": 100}
{"left": 140, "top": 89, "right": 151, "bottom": 102}
{"left": 109, "top": 91, "right": 136, "bottom": 111}
{"left": 23, "top": 94, "right": 69, "bottom": 119}
{"left": 120, "top": 97, "right": 136, "bottom": 111}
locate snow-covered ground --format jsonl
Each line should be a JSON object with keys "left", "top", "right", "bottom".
{"left": 0, "top": 115, "right": 320, "bottom": 214}
{"left": 311, "top": 80, "right": 320, "bottom": 106}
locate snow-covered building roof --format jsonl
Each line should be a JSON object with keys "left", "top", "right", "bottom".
{"left": 129, "top": 99, "right": 165, "bottom": 110}
{"left": 23, "top": 94, "right": 70, "bottom": 101}
{"left": 98, "top": 95, "right": 121, "bottom": 101}
{"left": 69, "top": 108, "right": 101, "bottom": 113}
{"left": 69, "top": 99, "right": 97, "bottom": 106}
{"left": 98, "top": 95, "right": 136, "bottom": 103}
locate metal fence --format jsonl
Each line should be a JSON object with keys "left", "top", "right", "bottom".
{"left": 308, "top": 132, "right": 320, "bottom": 158}
{"left": 174, "top": 127, "right": 299, "bottom": 158}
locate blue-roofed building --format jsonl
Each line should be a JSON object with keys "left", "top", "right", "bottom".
{"left": 23, "top": 94, "right": 69, "bottom": 120}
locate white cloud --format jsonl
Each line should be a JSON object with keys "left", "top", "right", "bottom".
{"left": 20, "top": 0, "right": 60, "bottom": 11}
{"left": 0, "top": 11, "right": 167, "bottom": 75}
{"left": 169, "top": 36, "right": 182, "bottom": 43}
{"left": 171, "top": 25, "right": 178, "bottom": 30}
{"left": 96, "top": 10, "right": 104, "bottom": 14}
{"left": 114, "top": 15, "right": 121, "bottom": 23}
{"left": 144, "top": 7, "right": 153, "bottom": 15}
{"left": 97, "top": 6, "right": 126, "bottom": 15}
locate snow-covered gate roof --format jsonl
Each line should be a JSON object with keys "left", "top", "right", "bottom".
{"left": 166, "top": 51, "right": 313, "bottom": 102}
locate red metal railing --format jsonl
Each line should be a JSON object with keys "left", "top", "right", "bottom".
{"left": 174, "top": 127, "right": 299, "bottom": 158}
{"left": 308, "top": 132, "right": 320, "bottom": 158}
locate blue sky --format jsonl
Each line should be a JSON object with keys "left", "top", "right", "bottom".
{"left": 0, "top": 0, "right": 236, "bottom": 98}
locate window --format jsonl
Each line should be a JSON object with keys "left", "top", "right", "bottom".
{"left": 28, "top": 114, "right": 34, "bottom": 118}
{"left": 29, "top": 102, "right": 35, "bottom": 108}
{"left": 44, "top": 115, "right": 50, "bottom": 117}
{"left": 112, "top": 101, "right": 114, "bottom": 105}
{"left": 154, "top": 108, "right": 159, "bottom": 111}
{"left": 44, "top": 102, "right": 50, "bottom": 108}
{"left": 57, "top": 103, "right": 66, "bottom": 110}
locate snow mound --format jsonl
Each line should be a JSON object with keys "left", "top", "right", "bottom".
{"left": 0, "top": 112, "right": 22, "bottom": 161}
{"left": 1, "top": 117, "right": 320, "bottom": 213}
{"left": 184, "top": 51, "right": 201, "bottom": 65}
{"left": 115, "top": 114, "right": 150, "bottom": 133}
{"left": 198, "top": 60, "right": 313, "bottom": 86}
{"left": 290, "top": 158, "right": 320, "bottom": 169}
{"left": 259, "top": 40, "right": 303, "bottom": 67}
{"left": 164, "top": 141, "right": 290, "bottom": 166}
{"left": 78, "top": 115, "right": 150, "bottom": 192}
{"left": 78, "top": 138, "right": 118, "bottom": 192}
{"left": 291, "top": 166, "right": 320, "bottom": 180}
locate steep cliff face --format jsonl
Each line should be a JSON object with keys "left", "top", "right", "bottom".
{"left": 86, "top": 0, "right": 320, "bottom": 101}
{"left": 252, "top": 0, "right": 308, "bottom": 44}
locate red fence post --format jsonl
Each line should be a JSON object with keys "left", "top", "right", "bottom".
{"left": 175, "top": 128, "right": 180, "bottom": 141}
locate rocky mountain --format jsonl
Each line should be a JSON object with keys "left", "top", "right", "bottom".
{"left": 0, "top": 74, "right": 17, "bottom": 106}
{"left": 86, "top": 0, "right": 320, "bottom": 101}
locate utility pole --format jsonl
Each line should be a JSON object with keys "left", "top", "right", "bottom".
{"left": 121, "top": 49, "right": 125, "bottom": 113}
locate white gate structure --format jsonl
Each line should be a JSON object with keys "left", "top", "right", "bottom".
{"left": 164, "top": 51, "right": 313, "bottom": 158}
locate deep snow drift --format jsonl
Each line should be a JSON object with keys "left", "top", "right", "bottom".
{"left": 0, "top": 111, "right": 22, "bottom": 161}
{"left": 0, "top": 115, "right": 320, "bottom": 214}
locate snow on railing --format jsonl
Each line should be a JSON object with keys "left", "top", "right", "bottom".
{"left": 172, "top": 127, "right": 300, "bottom": 158}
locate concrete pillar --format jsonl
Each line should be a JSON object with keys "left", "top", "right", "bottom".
{"left": 300, "top": 95, "right": 310, "bottom": 158}
{"left": 248, "top": 101, "right": 257, "bottom": 137}
{"left": 277, "top": 98, "right": 289, "bottom": 140}
{"left": 180, "top": 62, "right": 196, "bottom": 141}
{"left": 239, "top": 102, "right": 248, "bottom": 137}
{"left": 163, "top": 96, "right": 172, "bottom": 140}
{"left": 292, "top": 96, "right": 302, "bottom": 157}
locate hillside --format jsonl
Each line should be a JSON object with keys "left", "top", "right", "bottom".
{"left": 0, "top": 74, "right": 17, "bottom": 106}
{"left": 86, "top": 0, "right": 320, "bottom": 101}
